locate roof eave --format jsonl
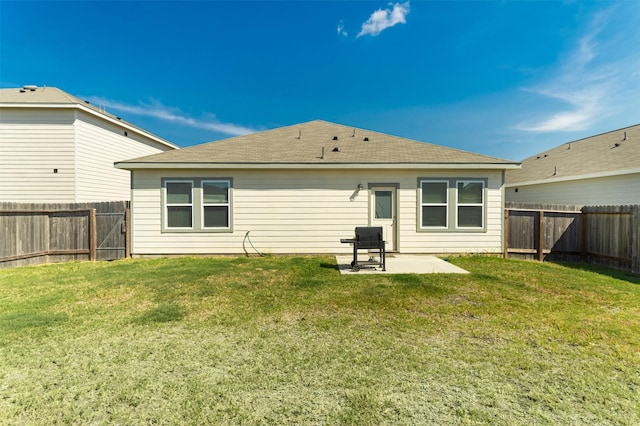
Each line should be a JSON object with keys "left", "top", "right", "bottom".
{"left": 505, "top": 167, "right": 640, "bottom": 187}
{"left": 115, "top": 161, "right": 521, "bottom": 170}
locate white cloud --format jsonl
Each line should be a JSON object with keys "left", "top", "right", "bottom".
{"left": 518, "top": 110, "right": 593, "bottom": 133}
{"left": 337, "top": 20, "right": 348, "bottom": 37}
{"left": 85, "top": 96, "right": 255, "bottom": 136}
{"left": 357, "top": 1, "right": 410, "bottom": 38}
{"left": 517, "top": 81, "right": 610, "bottom": 132}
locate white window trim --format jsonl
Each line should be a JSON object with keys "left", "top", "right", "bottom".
{"left": 164, "top": 180, "right": 194, "bottom": 230}
{"left": 455, "top": 180, "right": 485, "bottom": 229}
{"left": 420, "top": 179, "right": 449, "bottom": 229}
{"left": 201, "top": 179, "right": 231, "bottom": 230}
{"left": 161, "top": 177, "right": 233, "bottom": 233}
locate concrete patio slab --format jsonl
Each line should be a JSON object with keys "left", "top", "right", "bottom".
{"left": 336, "top": 254, "right": 469, "bottom": 275}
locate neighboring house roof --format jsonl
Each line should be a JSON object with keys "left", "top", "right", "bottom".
{"left": 0, "top": 86, "right": 178, "bottom": 150}
{"left": 116, "top": 120, "right": 519, "bottom": 170}
{"left": 506, "top": 124, "right": 640, "bottom": 186}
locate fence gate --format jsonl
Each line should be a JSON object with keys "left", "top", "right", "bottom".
{"left": 95, "top": 210, "right": 129, "bottom": 261}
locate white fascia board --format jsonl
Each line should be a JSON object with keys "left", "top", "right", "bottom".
{"left": 115, "top": 162, "right": 521, "bottom": 171}
{"left": 505, "top": 167, "right": 640, "bottom": 187}
{"left": 1, "top": 102, "right": 179, "bottom": 150}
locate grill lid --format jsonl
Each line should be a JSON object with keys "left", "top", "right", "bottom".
{"left": 355, "top": 226, "right": 383, "bottom": 241}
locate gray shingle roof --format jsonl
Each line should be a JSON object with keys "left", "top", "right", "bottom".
{"left": 118, "top": 120, "right": 517, "bottom": 166}
{"left": 506, "top": 124, "right": 640, "bottom": 185}
{"left": 2, "top": 86, "right": 119, "bottom": 117}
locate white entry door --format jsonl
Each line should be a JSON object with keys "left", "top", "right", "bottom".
{"left": 370, "top": 186, "right": 397, "bottom": 251}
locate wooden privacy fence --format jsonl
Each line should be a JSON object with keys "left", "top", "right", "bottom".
{"left": 0, "top": 201, "right": 130, "bottom": 269}
{"left": 505, "top": 202, "right": 640, "bottom": 274}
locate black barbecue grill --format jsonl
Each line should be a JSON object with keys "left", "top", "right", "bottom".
{"left": 340, "top": 226, "right": 386, "bottom": 272}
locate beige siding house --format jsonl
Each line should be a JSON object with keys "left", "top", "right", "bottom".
{"left": 116, "top": 120, "right": 519, "bottom": 256}
{"left": 0, "top": 86, "right": 177, "bottom": 202}
{"left": 506, "top": 124, "right": 640, "bottom": 206}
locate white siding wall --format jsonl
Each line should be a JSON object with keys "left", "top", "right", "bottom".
{"left": 0, "top": 108, "right": 76, "bottom": 202}
{"left": 74, "top": 111, "right": 173, "bottom": 202}
{"left": 131, "top": 169, "right": 505, "bottom": 255}
{"left": 506, "top": 174, "right": 640, "bottom": 206}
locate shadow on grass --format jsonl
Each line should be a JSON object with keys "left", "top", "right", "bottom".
{"left": 553, "top": 262, "right": 640, "bottom": 285}
{"left": 319, "top": 262, "right": 340, "bottom": 271}
{"left": 134, "top": 303, "right": 185, "bottom": 325}
{"left": 0, "top": 311, "right": 68, "bottom": 330}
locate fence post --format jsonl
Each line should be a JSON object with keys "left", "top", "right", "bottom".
{"left": 580, "top": 207, "right": 586, "bottom": 263}
{"left": 89, "top": 209, "right": 97, "bottom": 261}
{"left": 504, "top": 209, "right": 510, "bottom": 258}
{"left": 125, "top": 206, "right": 131, "bottom": 259}
{"left": 537, "top": 210, "right": 545, "bottom": 261}
{"left": 633, "top": 205, "right": 639, "bottom": 275}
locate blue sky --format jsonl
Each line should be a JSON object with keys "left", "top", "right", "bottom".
{"left": 1, "top": 1, "right": 638, "bottom": 160}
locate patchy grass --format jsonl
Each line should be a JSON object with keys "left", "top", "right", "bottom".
{"left": 0, "top": 256, "right": 639, "bottom": 424}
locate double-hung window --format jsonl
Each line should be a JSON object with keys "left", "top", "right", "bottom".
{"left": 165, "top": 181, "right": 193, "bottom": 228}
{"left": 419, "top": 178, "right": 486, "bottom": 231}
{"left": 202, "top": 180, "right": 230, "bottom": 229}
{"left": 163, "top": 178, "right": 232, "bottom": 232}
{"left": 457, "top": 180, "right": 484, "bottom": 228}
{"left": 420, "top": 180, "right": 449, "bottom": 228}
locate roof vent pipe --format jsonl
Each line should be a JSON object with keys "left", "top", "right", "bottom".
{"left": 623, "top": 131, "right": 627, "bottom": 141}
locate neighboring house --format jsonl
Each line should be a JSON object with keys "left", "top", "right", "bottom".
{"left": 0, "top": 85, "right": 177, "bottom": 202}
{"left": 506, "top": 124, "right": 640, "bottom": 206}
{"left": 115, "top": 120, "right": 519, "bottom": 256}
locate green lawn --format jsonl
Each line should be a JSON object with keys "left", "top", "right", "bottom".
{"left": 1, "top": 256, "right": 639, "bottom": 425}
